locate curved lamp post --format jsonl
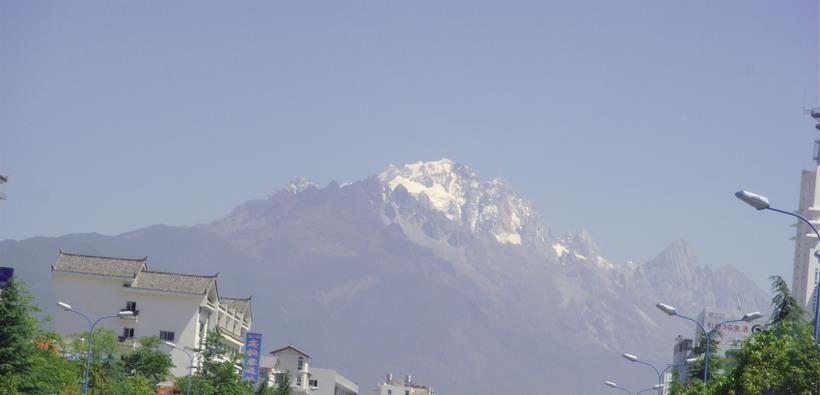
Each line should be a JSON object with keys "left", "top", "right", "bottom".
{"left": 637, "top": 384, "right": 664, "bottom": 395}
{"left": 659, "top": 358, "right": 699, "bottom": 382}
{"left": 656, "top": 303, "right": 762, "bottom": 388}
{"left": 621, "top": 353, "right": 662, "bottom": 395}
{"left": 735, "top": 189, "right": 820, "bottom": 341}
{"left": 57, "top": 301, "right": 133, "bottom": 393}
{"left": 164, "top": 341, "right": 194, "bottom": 395}
{"left": 604, "top": 380, "right": 633, "bottom": 395}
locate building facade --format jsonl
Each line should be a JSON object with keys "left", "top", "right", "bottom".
{"left": 375, "top": 374, "right": 433, "bottom": 395}
{"left": 792, "top": 167, "right": 820, "bottom": 310}
{"left": 311, "top": 368, "right": 358, "bottom": 395}
{"left": 697, "top": 307, "right": 766, "bottom": 356}
{"left": 265, "top": 346, "right": 358, "bottom": 395}
{"left": 51, "top": 251, "right": 252, "bottom": 377}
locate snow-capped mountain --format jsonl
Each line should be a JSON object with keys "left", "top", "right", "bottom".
{"left": 1, "top": 158, "right": 772, "bottom": 395}
{"left": 378, "top": 159, "right": 546, "bottom": 247}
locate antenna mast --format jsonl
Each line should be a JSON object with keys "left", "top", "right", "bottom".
{"left": 811, "top": 107, "right": 820, "bottom": 165}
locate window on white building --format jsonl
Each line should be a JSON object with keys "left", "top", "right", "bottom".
{"left": 296, "top": 375, "right": 302, "bottom": 386}
{"left": 159, "top": 331, "right": 175, "bottom": 342}
{"left": 387, "top": 390, "right": 392, "bottom": 395}
{"left": 297, "top": 356, "right": 304, "bottom": 370}
{"left": 309, "top": 379, "right": 318, "bottom": 388}
{"left": 126, "top": 301, "right": 137, "bottom": 311}
{"left": 122, "top": 328, "right": 134, "bottom": 338}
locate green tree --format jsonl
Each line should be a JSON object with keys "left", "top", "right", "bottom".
{"left": 0, "top": 278, "right": 38, "bottom": 378}
{"left": 716, "top": 276, "right": 820, "bottom": 395}
{"left": 686, "top": 329, "right": 724, "bottom": 385}
{"left": 174, "top": 375, "right": 215, "bottom": 395}
{"left": 769, "top": 275, "right": 805, "bottom": 328}
{"left": 122, "top": 336, "right": 174, "bottom": 386}
{"left": 0, "top": 278, "right": 80, "bottom": 394}
{"left": 184, "top": 328, "right": 251, "bottom": 395}
{"left": 272, "top": 372, "right": 292, "bottom": 395}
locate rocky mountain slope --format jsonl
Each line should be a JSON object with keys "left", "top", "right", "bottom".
{"left": 0, "top": 159, "right": 771, "bottom": 394}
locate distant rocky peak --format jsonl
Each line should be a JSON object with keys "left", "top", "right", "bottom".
{"left": 651, "top": 239, "right": 698, "bottom": 266}
{"left": 283, "top": 177, "right": 319, "bottom": 194}
{"left": 378, "top": 159, "right": 476, "bottom": 220}
{"left": 377, "top": 158, "right": 540, "bottom": 246}
{"left": 570, "top": 228, "right": 601, "bottom": 258}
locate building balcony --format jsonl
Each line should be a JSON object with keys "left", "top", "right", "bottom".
{"left": 120, "top": 309, "right": 139, "bottom": 320}
{"left": 117, "top": 336, "right": 137, "bottom": 350}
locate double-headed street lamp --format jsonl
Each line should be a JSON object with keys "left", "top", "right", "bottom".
{"left": 735, "top": 189, "right": 820, "bottom": 341}
{"left": 57, "top": 301, "right": 133, "bottom": 393}
{"left": 164, "top": 341, "right": 194, "bottom": 395}
{"left": 655, "top": 303, "right": 762, "bottom": 388}
{"left": 621, "top": 353, "right": 663, "bottom": 395}
{"left": 604, "top": 380, "right": 633, "bottom": 395}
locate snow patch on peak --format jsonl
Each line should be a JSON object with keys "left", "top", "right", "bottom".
{"left": 377, "top": 158, "right": 536, "bottom": 247}
{"left": 495, "top": 231, "right": 522, "bottom": 245}
{"left": 282, "top": 177, "right": 318, "bottom": 194}
{"left": 379, "top": 159, "right": 470, "bottom": 221}
{"left": 552, "top": 243, "right": 569, "bottom": 257}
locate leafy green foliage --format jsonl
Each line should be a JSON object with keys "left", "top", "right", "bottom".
{"left": 686, "top": 330, "right": 724, "bottom": 384}
{"left": 179, "top": 328, "right": 253, "bottom": 395}
{"left": 769, "top": 275, "right": 805, "bottom": 326}
{"left": 174, "top": 375, "right": 215, "bottom": 395}
{"left": 272, "top": 372, "right": 292, "bottom": 395}
{"left": 0, "top": 278, "right": 38, "bottom": 378}
{"left": 0, "top": 278, "right": 80, "bottom": 394}
{"left": 670, "top": 276, "right": 820, "bottom": 395}
{"left": 122, "top": 336, "right": 174, "bottom": 386}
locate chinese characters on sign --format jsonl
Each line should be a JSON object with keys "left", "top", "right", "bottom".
{"left": 705, "top": 322, "right": 750, "bottom": 333}
{"left": 242, "top": 332, "right": 263, "bottom": 383}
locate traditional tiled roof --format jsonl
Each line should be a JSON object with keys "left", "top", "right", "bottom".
{"left": 269, "top": 345, "right": 310, "bottom": 358}
{"left": 130, "top": 271, "right": 216, "bottom": 295}
{"left": 52, "top": 251, "right": 146, "bottom": 278}
{"left": 220, "top": 296, "right": 251, "bottom": 314}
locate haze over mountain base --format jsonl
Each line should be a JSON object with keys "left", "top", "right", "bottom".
{"left": 1, "top": 159, "right": 771, "bottom": 394}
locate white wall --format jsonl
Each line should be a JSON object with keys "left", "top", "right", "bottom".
{"left": 52, "top": 271, "right": 204, "bottom": 377}
{"left": 274, "top": 350, "right": 310, "bottom": 391}
{"left": 794, "top": 168, "right": 820, "bottom": 308}
{"left": 311, "top": 368, "right": 358, "bottom": 395}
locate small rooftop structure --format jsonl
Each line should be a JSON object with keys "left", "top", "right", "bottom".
{"left": 269, "top": 345, "right": 311, "bottom": 358}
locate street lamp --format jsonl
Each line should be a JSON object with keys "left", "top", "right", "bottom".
{"left": 637, "top": 385, "right": 665, "bottom": 395}
{"left": 735, "top": 189, "right": 820, "bottom": 340}
{"left": 604, "top": 380, "right": 633, "bottom": 395}
{"left": 57, "top": 301, "right": 133, "bottom": 393}
{"left": 658, "top": 359, "right": 699, "bottom": 389}
{"left": 656, "top": 303, "right": 761, "bottom": 388}
{"left": 164, "top": 341, "right": 194, "bottom": 395}
{"left": 621, "top": 353, "right": 663, "bottom": 395}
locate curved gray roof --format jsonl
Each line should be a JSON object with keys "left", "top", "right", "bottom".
{"left": 52, "top": 251, "right": 146, "bottom": 278}
{"left": 130, "top": 271, "right": 216, "bottom": 295}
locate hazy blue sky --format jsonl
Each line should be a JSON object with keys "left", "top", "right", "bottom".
{"left": 1, "top": 1, "right": 817, "bottom": 289}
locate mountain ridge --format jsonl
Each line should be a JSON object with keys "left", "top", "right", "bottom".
{"left": 0, "top": 158, "right": 772, "bottom": 394}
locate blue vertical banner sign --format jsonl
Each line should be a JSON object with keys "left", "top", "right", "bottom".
{"left": 0, "top": 267, "right": 13, "bottom": 288}
{"left": 242, "top": 332, "right": 263, "bottom": 383}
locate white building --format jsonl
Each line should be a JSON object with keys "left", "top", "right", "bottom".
{"left": 264, "top": 345, "right": 358, "bottom": 395}
{"left": 670, "top": 337, "right": 694, "bottom": 387}
{"left": 311, "top": 368, "right": 358, "bottom": 395}
{"left": 51, "top": 251, "right": 253, "bottom": 377}
{"left": 375, "top": 374, "right": 433, "bottom": 395}
{"left": 697, "top": 307, "right": 766, "bottom": 356}
{"left": 792, "top": 166, "right": 820, "bottom": 310}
